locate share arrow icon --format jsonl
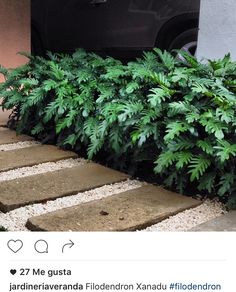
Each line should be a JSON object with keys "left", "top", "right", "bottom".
{"left": 62, "top": 240, "right": 75, "bottom": 253}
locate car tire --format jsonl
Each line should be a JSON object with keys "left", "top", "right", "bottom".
{"left": 167, "top": 28, "right": 198, "bottom": 56}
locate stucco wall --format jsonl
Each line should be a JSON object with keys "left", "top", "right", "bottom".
{"left": 0, "top": 0, "right": 30, "bottom": 124}
{"left": 0, "top": 0, "right": 30, "bottom": 82}
{"left": 197, "top": 0, "right": 236, "bottom": 60}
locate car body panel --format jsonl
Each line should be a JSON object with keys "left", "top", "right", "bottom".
{"left": 32, "top": 0, "right": 200, "bottom": 55}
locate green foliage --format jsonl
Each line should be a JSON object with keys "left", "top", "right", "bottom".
{"left": 1, "top": 49, "right": 236, "bottom": 208}
{"left": 0, "top": 226, "right": 7, "bottom": 231}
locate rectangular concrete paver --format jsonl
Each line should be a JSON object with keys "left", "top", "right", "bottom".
{"left": 0, "top": 162, "right": 129, "bottom": 212}
{"left": 191, "top": 211, "right": 236, "bottom": 231}
{"left": 0, "top": 121, "right": 6, "bottom": 127}
{"left": 0, "top": 109, "right": 11, "bottom": 126}
{"left": 0, "top": 128, "right": 34, "bottom": 145}
{"left": 0, "top": 145, "right": 77, "bottom": 173}
{"left": 26, "top": 184, "right": 201, "bottom": 231}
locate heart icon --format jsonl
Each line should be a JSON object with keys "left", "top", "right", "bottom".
{"left": 7, "top": 240, "right": 23, "bottom": 253}
{"left": 10, "top": 269, "right": 17, "bottom": 275}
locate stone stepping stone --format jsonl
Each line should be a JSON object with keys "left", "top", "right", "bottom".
{"left": 0, "top": 145, "right": 77, "bottom": 173}
{"left": 0, "top": 162, "right": 129, "bottom": 212}
{"left": 191, "top": 211, "right": 236, "bottom": 231}
{"left": 0, "top": 110, "right": 10, "bottom": 126}
{"left": 26, "top": 184, "right": 201, "bottom": 231}
{"left": 0, "top": 128, "right": 34, "bottom": 145}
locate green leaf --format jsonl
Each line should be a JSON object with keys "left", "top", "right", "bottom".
{"left": 216, "top": 108, "right": 234, "bottom": 124}
{"left": 87, "top": 138, "right": 103, "bottom": 160}
{"left": 198, "top": 172, "right": 216, "bottom": 193}
{"left": 148, "top": 87, "right": 171, "bottom": 107}
{"left": 28, "top": 88, "right": 45, "bottom": 106}
{"left": 63, "top": 134, "right": 78, "bottom": 147}
{"left": 168, "top": 137, "right": 195, "bottom": 151}
{"left": 118, "top": 102, "right": 143, "bottom": 122}
{"left": 164, "top": 172, "right": 177, "bottom": 187}
{"left": 214, "top": 140, "right": 236, "bottom": 162}
{"left": 48, "top": 61, "right": 65, "bottom": 80}
{"left": 164, "top": 122, "right": 189, "bottom": 141}
{"left": 126, "top": 81, "right": 140, "bottom": 94}
{"left": 0, "top": 65, "right": 8, "bottom": 77}
{"left": 56, "top": 119, "right": 68, "bottom": 134}
{"left": 171, "top": 67, "right": 195, "bottom": 82}
{"left": 150, "top": 72, "right": 170, "bottom": 87}
{"left": 153, "top": 48, "right": 176, "bottom": 70}
{"left": 31, "top": 123, "right": 44, "bottom": 135}
{"left": 191, "top": 82, "right": 208, "bottom": 94}
{"left": 218, "top": 173, "right": 235, "bottom": 196}
{"left": 197, "top": 140, "right": 214, "bottom": 155}
{"left": 188, "top": 155, "right": 211, "bottom": 181}
{"left": 154, "top": 151, "right": 177, "bottom": 173}
{"left": 200, "top": 116, "right": 227, "bottom": 139}
{"left": 185, "top": 111, "right": 200, "bottom": 123}
{"left": 109, "top": 127, "right": 123, "bottom": 153}
{"left": 168, "top": 101, "right": 189, "bottom": 116}
{"left": 102, "top": 66, "right": 127, "bottom": 80}
{"left": 20, "top": 78, "right": 39, "bottom": 87}
{"left": 43, "top": 79, "right": 58, "bottom": 91}
{"left": 176, "top": 50, "right": 199, "bottom": 68}
{"left": 176, "top": 152, "right": 193, "bottom": 169}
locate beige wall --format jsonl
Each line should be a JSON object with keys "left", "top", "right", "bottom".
{"left": 0, "top": 0, "right": 30, "bottom": 74}
{"left": 0, "top": 0, "right": 30, "bottom": 124}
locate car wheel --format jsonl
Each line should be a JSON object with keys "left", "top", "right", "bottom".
{"left": 168, "top": 28, "right": 198, "bottom": 58}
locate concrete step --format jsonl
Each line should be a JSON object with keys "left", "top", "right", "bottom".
{"left": 0, "top": 128, "right": 33, "bottom": 145}
{"left": 191, "top": 211, "right": 236, "bottom": 231}
{"left": 0, "top": 162, "right": 129, "bottom": 212}
{"left": 26, "top": 184, "right": 201, "bottom": 231}
{"left": 0, "top": 145, "right": 77, "bottom": 173}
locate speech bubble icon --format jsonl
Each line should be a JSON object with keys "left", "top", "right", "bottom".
{"left": 34, "top": 240, "right": 48, "bottom": 254}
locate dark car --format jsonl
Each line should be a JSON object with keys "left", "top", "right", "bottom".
{"left": 32, "top": 0, "right": 200, "bottom": 58}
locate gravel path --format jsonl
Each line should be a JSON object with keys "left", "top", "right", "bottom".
{"left": 0, "top": 180, "right": 143, "bottom": 231}
{"left": 0, "top": 141, "right": 40, "bottom": 151}
{"left": 0, "top": 158, "right": 85, "bottom": 182}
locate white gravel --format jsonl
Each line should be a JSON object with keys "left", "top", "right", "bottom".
{"left": 0, "top": 180, "right": 143, "bottom": 231}
{"left": 0, "top": 158, "right": 86, "bottom": 182}
{"left": 143, "top": 199, "right": 226, "bottom": 232}
{"left": 0, "top": 141, "right": 40, "bottom": 151}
